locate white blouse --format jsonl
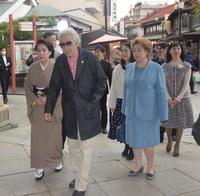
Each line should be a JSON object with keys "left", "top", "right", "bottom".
{"left": 108, "top": 64, "right": 125, "bottom": 109}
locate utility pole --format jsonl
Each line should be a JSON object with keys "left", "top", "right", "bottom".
{"left": 104, "top": 0, "right": 108, "bottom": 33}
{"left": 178, "top": 2, "right": 184, "bottom": 39}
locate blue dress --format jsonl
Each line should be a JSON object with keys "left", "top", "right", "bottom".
{"left": 123, "top": 62, "right": 168, "bottom": 148}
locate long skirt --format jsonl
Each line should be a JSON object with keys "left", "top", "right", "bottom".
{"left": 108, "top": 98, "right": 123, "bottom": 140}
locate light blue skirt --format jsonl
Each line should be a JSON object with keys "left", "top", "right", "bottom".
{"left": 125, "top": 117, "right": 160, "bottom": 148}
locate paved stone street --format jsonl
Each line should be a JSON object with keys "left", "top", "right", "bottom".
{"left": 0, "top": 86, "right": 200, "bottom": 196}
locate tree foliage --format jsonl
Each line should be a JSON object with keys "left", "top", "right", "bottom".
{"left": 0, "top": 16, "right": 48, "bottom": 48}
{"left": 191, "top": 0, "right": 200, "bottom": 18}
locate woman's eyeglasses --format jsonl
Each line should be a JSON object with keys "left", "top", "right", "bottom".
{"left": 59, "top": 41, "right": 73, "bottom": 47}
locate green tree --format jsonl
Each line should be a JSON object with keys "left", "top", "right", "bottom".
{"left": 191, "top": 0, "right": 200, "bottom": 18}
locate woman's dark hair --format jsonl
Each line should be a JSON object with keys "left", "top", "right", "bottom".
{"left": 94, "top": 44, "right": 106, "bottom": 53}
{"left": 43, "top": 31, "right": 56, "bottom": 39}
{"left": 166, "top": 41, "right": 185, "bottom": 63}
{"left": 35, "top": 39, "right": 54, "bottom": 59}
{"left": 120, "top": 42, "right": 134, "bottom": 69}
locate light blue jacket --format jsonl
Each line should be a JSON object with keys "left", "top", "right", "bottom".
{"left": 122, "top": 60, "right": 168, "bottom": 121}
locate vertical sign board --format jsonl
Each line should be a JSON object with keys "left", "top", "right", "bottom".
{"left": 14, "top": 41, "right": 34, "bottom": 73}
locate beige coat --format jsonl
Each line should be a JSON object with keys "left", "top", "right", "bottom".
{"left": 24, "top": 59, "right": 63, "bottom": 168}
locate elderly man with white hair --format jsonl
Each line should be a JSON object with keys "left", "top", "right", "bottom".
{"left": 44, "top": 28, "right": 107, "bottom": 196}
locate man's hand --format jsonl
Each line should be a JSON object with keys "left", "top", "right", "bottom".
{"left": 44, "top": 113, "right": 52, "bottom": 122}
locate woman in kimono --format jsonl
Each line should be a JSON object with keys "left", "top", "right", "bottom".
{"left": 24, "top": 39, "right": 63, "bottom": 180}
{"left": 108, "top": 43, "right": 134, "bottom": 160}
{"left": 122, "top": 37, "right": 168, "bottom": 180}
{"left": 162, "top": 42, "right": 193, "bottom": 157}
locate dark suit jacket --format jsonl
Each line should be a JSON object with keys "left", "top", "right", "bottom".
{"left": 100, "top": 60, "right": 112, "bottom": 95}
{"left": 45, "top": 48, "right": 107, "bottom": 140}
{"left": 0, "top": 55, "right": 12, "bottom": 75}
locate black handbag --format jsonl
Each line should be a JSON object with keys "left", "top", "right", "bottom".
{"left": 192, "top": 114, "right": 200, "bottom": 145}
{"left": 116, "top": 115, "right": 125, "bottom": 143}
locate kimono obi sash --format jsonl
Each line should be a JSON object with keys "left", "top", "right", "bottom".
{"left": 33, "top": 85, "right": 48, "bottom": 97}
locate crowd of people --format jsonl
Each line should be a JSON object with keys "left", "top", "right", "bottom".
{"left": 1, "top": 28, "right": 198, "bottom": 196}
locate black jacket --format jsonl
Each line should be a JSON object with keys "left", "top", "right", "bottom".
{"left": 0, "top": 55, "right": 12, "bottom": 75}
{"left": 45, "top": 49, "right": 107, "bottom": 140}
{"left": 100, "top": 60, "right": 112, "bottom": 94}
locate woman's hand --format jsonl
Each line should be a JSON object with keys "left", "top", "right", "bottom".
{"left": 41, "top": 97, "right": 46, "bottom": 105}
{"left": 110, "top": 108, "right": 115, "bottom": 113}
{"left": 172, "top": 98, "right": 179, "bottom": 108}
{"left": 35, "top": 97, "right": 46, "bottom": 106}
{"left": 36, "top": 97, "right": 43, "bottom": 106}
{"left": 168, "top": 97, "right": 174, "bottom": 108}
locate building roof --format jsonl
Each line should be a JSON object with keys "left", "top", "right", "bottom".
{"left": 0, "top": 0, "right": 18, "bottom": 16}
{"left": 139, "top": 4, "right": 175, "bottom": 25}
{"left": 27, "top": 3, "right": 66, "bottom": 16}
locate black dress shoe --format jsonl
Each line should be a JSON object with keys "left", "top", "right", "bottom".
{"left": 191, "top": 91, "right": 197, "bottom": 94}
{"left": 69, "top": 179, "right": 75, "bottom": 189}
{"left": 101, "top": 128, "right": 107, "bottom": 134}
{"left": 72, "top": 190, "right": 85, "bottom": 196}
{"left": 121, "top": 145, "right": 129, "bottom": 157}
{"left": 127, "top": 148, "right": 134, "bottom": 160}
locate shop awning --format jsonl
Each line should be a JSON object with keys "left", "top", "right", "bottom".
{"left": 89, "top": 34, "right": 127, "bottom": 45}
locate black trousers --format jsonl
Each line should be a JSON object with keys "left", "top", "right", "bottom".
{"left": 189, "top": 70, "right": 195, "bottom": 93}
{"left": 100, "top": 94, "right": 108, "bottom": 129}
{"left": 160, "top": 127, "right": 177, "bottom": 143}
{"left": 0, "top": 70, "right": 10, "bottom": 101}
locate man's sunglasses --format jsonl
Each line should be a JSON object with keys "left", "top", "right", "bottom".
{"left": 59, "top": 41, "right": 73, "bottom": 47}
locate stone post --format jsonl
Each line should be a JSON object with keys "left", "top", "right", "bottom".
{"left": 0, "top": 95, "right": 10, "bottom": 128}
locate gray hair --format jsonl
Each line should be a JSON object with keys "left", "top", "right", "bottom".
{"left": 58, "top": 28, "right": 81, "bottom": 46}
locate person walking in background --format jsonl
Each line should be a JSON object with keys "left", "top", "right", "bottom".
{"left": 44, "top": 29, "right": 106, "bottom": 196}
{"left": 162, "top": 41, "right": 194, "bottom": 157}
{"left": 43, "top": 31, "right": 63, "bottom": 60}
{"left": 94, "top": 45, "right": 112, "bottom": 134}
{"left": 24, "top": 39, "right": 63, "bottom": 180}
{"left": 152, "top": 42, "right": 177, "bottom": 143}
{"left": 108, "top": 42, "right": 134, "bottom": 161}
{"left": 0, "top": 47, "right": 12, "bottom": 104}
{"left": 26, "top": 31, "right": 62, "bottom": 67}
{"left": 122, "top": 37, "right": 168, "bottom": 180}
{"left": 185, "top": 49, "right": 198, "bottom": 94}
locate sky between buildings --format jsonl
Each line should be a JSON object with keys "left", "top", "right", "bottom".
{"left": 117, "top": 0, "right": 176, "bottom": 19}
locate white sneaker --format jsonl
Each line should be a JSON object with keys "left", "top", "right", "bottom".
{"left": 35, "top": 168, "right": 45, "bottom": 180}
{"left": 54, "top": 161, "right": 63, "bottom": 172}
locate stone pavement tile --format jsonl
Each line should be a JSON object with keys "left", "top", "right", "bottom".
{"left": 25, "top": 191, "right": 50, "bottom": 196}
{"left": 43, "top": 156, "right": 74, "bottom": 191}
{"left": 90, "top": 160, "right": 130, "bottom": 182}
{"left": 44, "top": 154, "right": 95, "bottom": 191}
{"left": 98, "top": 177, "right": 164, "bottom": 196}
{"left": 0, "top": 172, "right": 48, "bottom": 195}
{"left": 149, "top": 169, "right": 200, "bottom": 196}
{"left": 92, "top": 135, "right": 125, "bottom": 163}
{"left": 179, "top": 190, "right": 200, "bottom": 196}
{"left": 0, "top": 143, "right": 28, "bottom": 161}
{"left": 50, "top": 188, "right": 73, "bottom": 196}
{"left": 50, "top": 183, "right": 106, "bottom": 196}
{"left": 0, "top": 159, "right": 32, "bottom": 176}
{"left": 23, "top": 145, "right": 31, "bottom": 157}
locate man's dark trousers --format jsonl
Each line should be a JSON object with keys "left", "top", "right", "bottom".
{"left": 100, "top": 93, "right": 107, "bottom": 130}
